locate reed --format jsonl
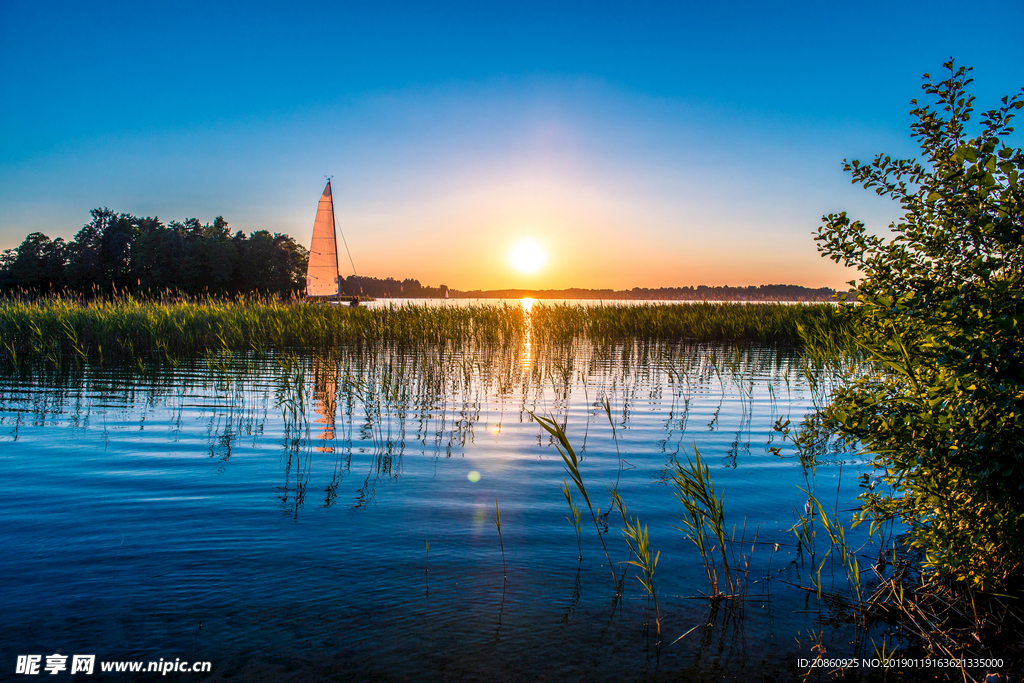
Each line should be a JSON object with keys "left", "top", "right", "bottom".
{"left": 610, "top": 489, "right": 661, "bottom": 637}
{"left": 562, "top": 480, "right": 583, "bottom": 561}
{"left": 0, "top": 293, "right": 846, "bottom": 370}
{"left": 492, "top": 498, "right": 506, "bottom": 580}
{"left": 792, "top": 489, "right": 864, "bottom": 608}
{"left": 670, "top": 448, "right": 740, "bottom": 600}
{"left": 0, "top": 293, "right": 527, "bottom": 369}
{"left": 531, "top": 301, "right": 844, "bottom": 345}
{"left": 601, "top": 397, "right": 624, "bottom": 500}
{"left": 531, "top": 412, "right": 616, "bottom": 586}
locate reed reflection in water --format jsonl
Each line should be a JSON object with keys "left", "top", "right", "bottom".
{"left": 0, "top": 314, "right": 869, "bottom": 681}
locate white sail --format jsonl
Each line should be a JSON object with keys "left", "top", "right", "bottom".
{"left": 306, "top": 180, "right": 340, "bottom": 297}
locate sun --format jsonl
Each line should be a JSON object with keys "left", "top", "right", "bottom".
{"left": 508, "top": 240, "right": 547, "bottom": 275}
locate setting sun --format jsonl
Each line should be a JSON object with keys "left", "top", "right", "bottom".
{"left": 508, "top": 240, "right": 547, "bottom": 275}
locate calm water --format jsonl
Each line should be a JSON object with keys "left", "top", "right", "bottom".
{"left": 1, "top": 328, "right": 874, "bottom": 681}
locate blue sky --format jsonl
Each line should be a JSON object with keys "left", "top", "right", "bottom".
{"left": 1, "top": 0, "right": 1021, "bottom": 289}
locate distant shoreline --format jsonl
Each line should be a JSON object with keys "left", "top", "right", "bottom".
{"left": 447, "top": 288, "right": 837, "bottom": 301}
{"left": 339, "top": 276, "right": 843, "bottom": 302}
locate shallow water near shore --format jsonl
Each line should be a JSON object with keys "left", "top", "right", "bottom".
{"left": 1, "top": 329, "right": 874, "bottom": 681}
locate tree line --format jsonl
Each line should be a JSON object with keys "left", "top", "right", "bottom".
{"left": 1, "top": 208, "right": 308, "bottom": 295}
{"left": 3, "top": 209, "right": 837, "bottom": 301}
{"left": 340, "top": 275, "right": 450, "bottom": 298}
{"left": 453, "top": 284, "right": 837, "bottom": 301}
{"left": 344, "top": 276, "right": 837, "bottom": 301}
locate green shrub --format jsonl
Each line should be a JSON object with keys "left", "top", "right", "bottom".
{"left": 815, "top": 61, "right": 1024, "bottom": 590}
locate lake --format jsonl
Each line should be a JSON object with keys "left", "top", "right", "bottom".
{"left": 1, "top": 303, "right": 874, "bottom": 681}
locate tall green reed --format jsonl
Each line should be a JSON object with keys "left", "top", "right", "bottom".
{"left": 562, "top": 480, "right": 583, "bottom": 562}
{"left": 610, "top": 489, "right": 661, "bottom": 637}
{"left": 670, "top": 448, "right": 741, "bottom": 600}
{"left": 532, "top": 412, "right": 616, "bottom": 586}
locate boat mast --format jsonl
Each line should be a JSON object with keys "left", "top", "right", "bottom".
{"left": 326, "top": 177, "right": 341, "bottom": 303}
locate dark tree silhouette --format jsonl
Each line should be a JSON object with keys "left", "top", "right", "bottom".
{"left": 1, "top": 209, "right": 308, "bottom": 296}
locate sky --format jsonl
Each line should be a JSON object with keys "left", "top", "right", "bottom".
{"left": 1, "top": 0, "right": 1021, "bottom": 291}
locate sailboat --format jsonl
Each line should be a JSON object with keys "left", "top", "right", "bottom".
{"left": 306, "top": 179, "right": 341, "bottom": 301}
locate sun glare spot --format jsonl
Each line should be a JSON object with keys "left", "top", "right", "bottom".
{"left": 509, "top": 240, "right": 547, "bottom": 275}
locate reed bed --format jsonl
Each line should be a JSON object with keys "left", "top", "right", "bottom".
{"left": 0, "top": 293, "right": 845, "bottom": 369}
{"left": 0, "top": 294, "right": 523, "bottom": 368}
{"left": 530, "top": 301, "right": 843, "bottom": 344}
